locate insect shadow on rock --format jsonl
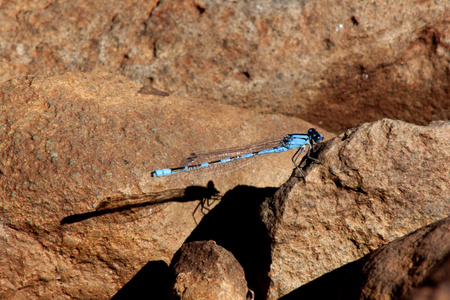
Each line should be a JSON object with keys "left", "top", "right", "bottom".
{"left": 60, "top": 181, "right": 220, "bottom": 225}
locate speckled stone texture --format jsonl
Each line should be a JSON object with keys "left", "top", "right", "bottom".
{"left": 1, "top": 0, "right": 448, "bottom": 132}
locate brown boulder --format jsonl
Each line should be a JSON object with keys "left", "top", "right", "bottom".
{"left": 262, "top": 119, "right": 449, "bottom": 299}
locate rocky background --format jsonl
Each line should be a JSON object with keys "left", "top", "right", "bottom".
{"left": 2, "top": 0, "right": 449, "bottom": 133}
{"left": 0, "top": 0, "right": 449, "bottom": 299}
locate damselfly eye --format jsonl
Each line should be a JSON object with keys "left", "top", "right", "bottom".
{"left": 308, "top": 128, "right": 323, "bottom": 143}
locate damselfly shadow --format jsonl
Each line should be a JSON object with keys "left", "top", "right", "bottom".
{"left": 60, "top": 181, "right": 220, "bottom": 225}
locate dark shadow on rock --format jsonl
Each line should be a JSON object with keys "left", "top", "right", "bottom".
{"left": 111, "top": 260, "right": 171, "bottom": 300}
{"left": 60, "top": 181, "right": 219, "bottom": 225}
{"left": 183, "top": 185, "right": 278, "bottom": 300}
{"left": 279, "top": 255, "right": 368, "bottom": 300}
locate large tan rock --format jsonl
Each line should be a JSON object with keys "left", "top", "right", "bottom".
{"left": 1, "top": 0, "right": 448, "bottom": 132}
{"left": 0, "top": 72, "right": 330, "bottom": 299}
{"left": 261, "top": 119, "right": 449, "bottom": 299}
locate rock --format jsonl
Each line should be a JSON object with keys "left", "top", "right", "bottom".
{"left": 261, "top": 119, "right": 450, "bottom": 299}
{"left": 169, "top": 240, "right": 249, "bottom": 300}
{"left": 359, "top": 217, "right": 450, "bottom": 300}
{"left": 184, "top": 185, "right": 277, "bottom": 300}
{"left": 402, "top": 251, "right": 450, "bottom": 300}
{"left": 0, "top": 72, "right": 330, "bottom": 298}
{"left": 1, "top": 0, "right": 448, "bottom": 132}
{"left": 279, "top": 216, "right": 450, "bottom": 300}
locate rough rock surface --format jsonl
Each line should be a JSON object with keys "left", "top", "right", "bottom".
{"left": 169, "top": 240, "right": 248, "bottom": 300}
{"left": 359, "top": 217, "right": 450, "bottom": 300}
{"left": 403, "top": 250, "right": 450, "bottom": 300}
{"left": 0, "top": 72, "right": 330, "bottom": 299}
{"left": 279, "top": 216, "right": 450, "bottom": 300}
{"left": 1, "top": 0, "right": 448, "bottom": 132}
{"left": 261, "top": 119, "right": 450, "bottom": 299}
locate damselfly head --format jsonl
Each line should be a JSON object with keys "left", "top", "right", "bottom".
{"left": 308, "top": 128, "right": 323, "bottom": 143}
